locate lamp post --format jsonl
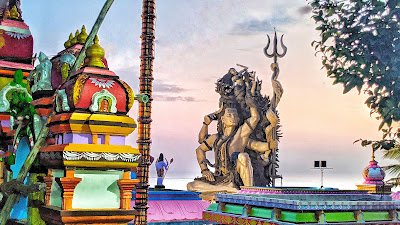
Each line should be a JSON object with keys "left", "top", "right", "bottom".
{"left": 312, "top": 160, "right": 333, "bottom": 188}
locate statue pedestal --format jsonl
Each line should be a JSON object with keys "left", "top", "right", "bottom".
{"left": 186, "top": 179, "right": 238, "bottom": 194}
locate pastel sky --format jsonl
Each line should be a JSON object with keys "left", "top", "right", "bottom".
{"left": 21, "top": 0, "right": 389, "bottom": 189}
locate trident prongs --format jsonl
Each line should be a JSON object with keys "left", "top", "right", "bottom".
{"left": 263, "top": 30, "right": 287, "bottom": 64}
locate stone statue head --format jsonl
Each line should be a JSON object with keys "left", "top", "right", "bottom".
{"left": 228, "top": 68, "right": 237, "bottom": 75}
{"left": 221, "top": 107, "right": 240, "bottom": 128}
{"left": 60, "top": 53, "right": 76, "bottom": 66}
{"left": 38, "top": 52, "right": 48, "bottom": 62}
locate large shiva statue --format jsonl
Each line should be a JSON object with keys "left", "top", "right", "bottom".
{"left": 187, "top": 32, "right": 287, "bottom": 192}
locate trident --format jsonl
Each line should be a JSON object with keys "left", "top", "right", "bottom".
{"left": 263, "top": 29, "right": 287, "bottom": 187}
{"left": 264, "top": 30, "right": 287, "bottom": 81}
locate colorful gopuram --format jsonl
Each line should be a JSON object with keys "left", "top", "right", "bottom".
{"left": 0, "top": 2, "right": 37, "bottom": 222}
{"left": 33, "top": 31, "right": 141, "bottom": 224}
{"left": 0, "top": 4, "right": 34, "bottom": 167}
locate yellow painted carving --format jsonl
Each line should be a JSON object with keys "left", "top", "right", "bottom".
{"left": 73, "top": 74, "right": 89, "bottom": 105}
{"left": 0, "top": 32, "right": 4, "bottom": 49}
{"left": 119, "top": 79, "right": 134, "bottom": 109}
{"left": 8, "top": 6, "right": 19, "bottom": 19}
{"left": 49, "top": 112, "right": 137, "bottom": 135}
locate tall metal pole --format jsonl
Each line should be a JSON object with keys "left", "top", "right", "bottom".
{"left": 321, "top": 168, "right": 324, "bottom": 188}
{"left": 134, "top": 0, "right": 155, "bottom": 224}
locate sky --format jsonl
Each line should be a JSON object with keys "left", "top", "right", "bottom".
{"left": 20, "top": 0, "right": 391, "bottom": 189}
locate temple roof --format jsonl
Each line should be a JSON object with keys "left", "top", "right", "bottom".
{"left": 131, "top": 190, "right": 211, "bottom": 223}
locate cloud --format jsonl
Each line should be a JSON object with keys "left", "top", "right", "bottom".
{"left": 230, "top": 10, "right": 297, "bottom": 35}
{"left": 153, "top": 95, "right": 200, "bottom": 102}
{"left": 153, "top": 80, "right": 186, "bottom": 93}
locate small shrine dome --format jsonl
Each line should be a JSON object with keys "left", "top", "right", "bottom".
{"left": 362, "top": 151, "right": 385, "bottom": 185}
{"left": 56, "top": 35, "right": 134, "bottom": 115}
{"left": 0, "top": 5, "right": 33, "bottom": 64}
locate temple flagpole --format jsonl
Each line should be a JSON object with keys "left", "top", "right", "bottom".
{"left": 134, "top": 0, "right": 155, "bottom": 224}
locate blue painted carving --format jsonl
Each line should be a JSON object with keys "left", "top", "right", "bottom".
{"left": 9, "top": 137, "right": 30, "bottom": 220}
{"left": 55, "top": 89, "right": 70, "bottom": 113}
{"left": 31, "top": 52, "right": 53, "bottom": 93}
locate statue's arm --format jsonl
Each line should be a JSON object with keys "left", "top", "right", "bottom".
{"left": 196, "top": 134, "right": 216, "bottom": 182}
{"left": 241, "top": 104, "right": 260, "bottom": 138}
{"left": 198, "top": 115, "right": 211, "bottom": 144}
{"left": 198, "top": 108, "right": 221, "bottom": 143}
{"left": 247, "top": 139, "right": 277, "bottom": 152}
{"left": 240, "top": 78, "right": 260, "bottom": 138}
{"left": 27, "top": 68, "right": 36, "bottom": 82}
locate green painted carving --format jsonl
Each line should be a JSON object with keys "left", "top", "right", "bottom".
{"left": 89, "top": 89, "right": 117, "bottom": 113}
{"left": 60, "top": 53, "right": 76, "bottom": 82}
{"left": 0, "top": 70, "right": 31, "bottom": 113}
{"left": 0, "top": 71, "right": 40, "bottom": 165}
{"left": 31, "top": 52, "right": 53, "bottom": 93}
{"left": 55, "top": 89, "right": 70, "bottom": 113}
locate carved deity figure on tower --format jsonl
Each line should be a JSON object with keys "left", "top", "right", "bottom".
{"left": 187, "top": 66, "right": 281, "bottom": 193}
{"left": 30, "top": 52, "right": 53, "bottom": 93}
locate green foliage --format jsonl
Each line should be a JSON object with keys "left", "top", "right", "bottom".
{"left": 382, "top": 141, "right": 400, "bottom": 186}
{"left": 311, "top": 0, "right": 400, "bottom": 133}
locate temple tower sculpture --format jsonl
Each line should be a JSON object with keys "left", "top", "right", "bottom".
{"left": 37, "top": 34, "right": 141, "bottom": 225}
{"left": 0, "top": 2, "right": 37, "bottom": 222}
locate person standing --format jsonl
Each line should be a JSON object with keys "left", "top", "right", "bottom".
{"left": 155, "top": 153, "right": 168, "bottom": 187}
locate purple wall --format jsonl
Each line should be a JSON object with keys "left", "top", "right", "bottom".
{"left": 60, "top": 133, "right": 125, "bottom": 145}
{"left": 1, "top": 120, "right": 10, "bottom": 128}
{"left": 109, "top": 135, "right": 125, "bottom": 145}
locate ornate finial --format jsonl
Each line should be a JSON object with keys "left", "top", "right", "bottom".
{"left": 8, "top": 6, "right": 20, "bottom": 20}
{"left": 64, "top": 33, "right": 73, "bottom": 49}
{"left": 70, "top": 30, "right": 80, "bottom": 45}
{"left": 372, "top": 149, "right": 375, "bottom": 161}
{"left": 86, "top": 35, "right": 105, "bottom": 68}
{"left": 362, "top": 148, "right": 385, "bottom": 185}
{"left": 77, "top": 25, "right": 88, "bottom": 44}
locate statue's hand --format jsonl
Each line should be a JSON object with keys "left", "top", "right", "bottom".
{"left": 201, "top": 169, "right": 215, "bottom": 182}
{"left": 261, "top": 152, "right": 270, "bottom": 163}
{"left": 245, "top": 95, "right": 257, "bottom": 108}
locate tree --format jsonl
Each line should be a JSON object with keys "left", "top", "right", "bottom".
{"left": 310, "top": 0, "right": 400, "bottom": 182}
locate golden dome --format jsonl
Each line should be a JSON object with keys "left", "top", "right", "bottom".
{"left": 8, "top": 6, "right": 19, "bottom": 19}
{"left": 64, "top": 33, "right": 73, "bottom": 49}
{"left": 77, "top": 25, "right": 88, "bottom": 44}
{"left": 70, "top": 30, "right": 80, "bottom": 45}
{"left": 86, "top": 35, "right": 105, "bottom": 68}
